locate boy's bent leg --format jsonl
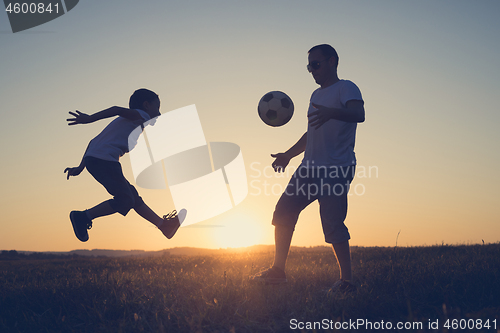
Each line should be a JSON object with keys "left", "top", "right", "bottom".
{"left": 87, "top": 200, "right": 117, "bottom": 220}
{"left": 85, "top": 157, "right": 136, "bottom": 216}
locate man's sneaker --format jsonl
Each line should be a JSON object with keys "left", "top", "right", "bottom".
{"left": 70, "top": 211, "right": 92, "bottom": 242}
{"left": 159, "top": 209, "right": 186, "bottom": 239}
{"left": 327, "top": 279, "right": 357, "bottom": 295}
{"left": 249, "top": 266, "right": 287, "bottom": 284}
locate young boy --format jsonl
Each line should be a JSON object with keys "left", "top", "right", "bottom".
{"left": 64, "top": 88, "right": 185, "bottom": 242}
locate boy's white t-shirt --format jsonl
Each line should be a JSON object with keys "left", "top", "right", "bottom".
{"left": 301, "top": 80, "right": 363, "bottom": 168}
{"left": 85, "top": 109, "right": 151, "bottom": 162}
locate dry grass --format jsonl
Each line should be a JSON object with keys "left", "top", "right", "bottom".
{"left": 1, "top": 244, "right": 499, "bottom": 332}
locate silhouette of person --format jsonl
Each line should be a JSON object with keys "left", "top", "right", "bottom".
{"left": 250, "top": 45, "right": 364, "bottom": 293}
{"left": 64, "top": 89, "right": 186, "bottom": 242}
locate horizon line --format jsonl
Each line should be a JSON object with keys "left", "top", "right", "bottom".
{"left": 3, "top": 241, "right": 497, "bottom": 254}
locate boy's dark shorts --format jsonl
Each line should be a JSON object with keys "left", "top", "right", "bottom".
{"left": 272, "top": 165, "right": 355, "bottom": 244}
{"left": 85, "top": 156, "right": 145, "bottom": 216}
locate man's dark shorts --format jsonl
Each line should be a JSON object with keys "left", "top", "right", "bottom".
{"left": 272, "top": 165, "right": 355, "bottom": 244}
{"left": 85, "top": 156, "right": 145, "bottom": 216}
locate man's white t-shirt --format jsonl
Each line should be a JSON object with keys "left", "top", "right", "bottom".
{"left": 85, "top": 109, "right": 151, "bottom": 162}
{"left": 301, "top": 80, "right": 363, "bottom": 168}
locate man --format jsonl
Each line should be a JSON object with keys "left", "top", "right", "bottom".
{"left": 250, "top": 44, "right": 365, "bottom": 293}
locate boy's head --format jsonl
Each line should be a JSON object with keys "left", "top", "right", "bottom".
{"left": 129, "top": 88, "right": 160, "bottom": 118}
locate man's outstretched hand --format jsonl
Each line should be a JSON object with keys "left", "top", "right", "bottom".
{"left": 67, "top": 111, "right": 92, "bottom": 125}
{"left": 271, "top": 152, "right": 291, "bottom": 173}
{"left": 64, "top": 165, "right": 84, "bottom": 180}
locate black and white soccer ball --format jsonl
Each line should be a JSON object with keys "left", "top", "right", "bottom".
{"left": 258, "top": 91, "right": 294, "bottom": 127}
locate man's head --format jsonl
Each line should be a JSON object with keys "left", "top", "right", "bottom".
{"left": 307, "top": 44, "right": 339, "bottom": 87}
{"left": 129, "top": 88, "right": 160, "bottom": 118}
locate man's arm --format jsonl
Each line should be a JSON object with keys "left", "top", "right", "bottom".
{"left": 308, "top": 100, "right": 365, "bottom": 129}
{"left": 67, "top": 106, "right": 142, "bottom": 125}
{"left": 271, "top": 132, "right": 307, "bottom": 173}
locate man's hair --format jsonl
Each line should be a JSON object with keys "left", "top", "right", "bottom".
{"left": 308, "top": 44, "right": 339, "bottom": 68}
{"left": 129, "top": 88, "right": 159, "bottom": 109}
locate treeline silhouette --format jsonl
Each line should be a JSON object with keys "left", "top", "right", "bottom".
{"left": 0, "top": 250, "right": 81, "bottom": 260}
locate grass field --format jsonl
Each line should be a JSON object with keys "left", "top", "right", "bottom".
{"left": 1, "top": 244, "right": 499, "bottom": 332}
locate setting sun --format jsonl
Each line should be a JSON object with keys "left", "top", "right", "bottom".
{"left": 212, "top": 215, "right": 265, "bottom": 248}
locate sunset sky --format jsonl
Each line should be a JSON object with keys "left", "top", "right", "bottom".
{"left": 1, "top": 0, "right": 499, "bottom": 252}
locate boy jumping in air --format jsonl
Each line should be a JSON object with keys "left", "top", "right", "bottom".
{"left": 64, "top": 88, "right": 185, "bottom": 242}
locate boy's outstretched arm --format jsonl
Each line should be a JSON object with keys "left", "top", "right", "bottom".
{"left": 67, "top": 106, "right": 141, "bottom": 125}
{"left": 64, "top": 141, "right": 91, "bottom": 180}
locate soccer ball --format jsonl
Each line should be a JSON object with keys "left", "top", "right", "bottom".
{"left": 258, "top": 91, "right": 294, "bottom": 127}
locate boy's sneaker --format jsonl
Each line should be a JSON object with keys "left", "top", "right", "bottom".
{"left": 327, "top": 279, "right": 357, "bottom": 295}
{"left": 70, "top": 211, "right": 92, "bottom": 242}
{"left": 159, "top": 209, "right": 186, "bottom": 239}
{"left": 249, "top": 266, "right": 287, "bottom": 284}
